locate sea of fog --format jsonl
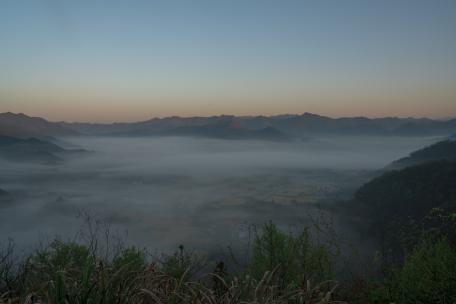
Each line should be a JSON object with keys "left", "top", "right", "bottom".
{"left": 0, "top": 135, "right": 440, "bottom": 253}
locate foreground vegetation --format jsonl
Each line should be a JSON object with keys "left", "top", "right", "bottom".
{"left": 2, "top": 213, "right": 456, "bottom": 304}
{"left": 0, "top": 220, "right": 342, "bottom": 304}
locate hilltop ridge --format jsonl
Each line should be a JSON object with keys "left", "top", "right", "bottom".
{"left": 1, "top": 112, "right": 455, "bottom": 140}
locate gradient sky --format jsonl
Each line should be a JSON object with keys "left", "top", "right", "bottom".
{"left": 1, "top": 0, "right": 455, "bottom": 122}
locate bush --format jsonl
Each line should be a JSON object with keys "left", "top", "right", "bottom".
{"left": 391, "top": 238, "right": 456, "bottom": 304}
{"left": 367, "top": 238, "right": 456, "bottom": 304}
{"left": 248, "top": 222, "right": 333, "bottom": 288}
{"left": 112, "top": 246, "right": 147, "bottom": 274}
{"left": 29, "top": 240, "right": 92, "bottom": 275}
{"left": 16, "top": 240, "right": 151, "bottom": 303}
{"left": 160, "top": 244, "right": 205, "bottom": 280}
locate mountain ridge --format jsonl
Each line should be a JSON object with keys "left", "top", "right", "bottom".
{"left": 0, "top": 112, "right": 79, "bottom": 138}
{"left": 1, "top": 112, "right": 455, "bottom": 140}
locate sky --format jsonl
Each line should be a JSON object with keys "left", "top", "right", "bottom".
{"left": 0, "top": 0, "right": 455, "bottom": 122}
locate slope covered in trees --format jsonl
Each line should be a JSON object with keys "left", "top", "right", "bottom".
{"left": 355, "top": 160, "right": 456, "bottom": 221}
{"left": 389, "top": 139, "right": 456, "bottom": 169}
{"left": 338, "top": 159, "right": 456, "bottom": 276}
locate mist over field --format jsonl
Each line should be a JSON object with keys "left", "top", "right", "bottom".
{"left": 1, "top": 1, "right": 455, "bottom": 300}
{"left": 0, "top": 135, "right": 439, "bottom": 253}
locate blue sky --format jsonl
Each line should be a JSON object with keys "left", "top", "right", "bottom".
{"left": 1, "top": 0, "right": 455, "bottom": 122}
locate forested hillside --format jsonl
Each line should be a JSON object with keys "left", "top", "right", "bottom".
{"left": 389, "top": 139, "right": 456, "bottom": 169}
{"left": 356, "top": 160, "right": 456, "bottom": 220}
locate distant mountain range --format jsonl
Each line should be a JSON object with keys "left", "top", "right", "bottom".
{"left": 0, "top": 112, "right": 78, "bottom": 138}
{"left": 0, "top": 135, "right": 87, "bottom": 164}
{"left": 1, "top": 112, "right": 456, "bottom": 140}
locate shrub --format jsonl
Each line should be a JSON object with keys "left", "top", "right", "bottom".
{"left": 248, "top": 222, "right": 333, "bottom": 288}
{"left": 391, "top": 238, "right": 456, "bottom": 304}
{"left": 17, "top": 241, "right": 151, "bottom": 303}
{"left": 112, "top": 246, "right": 147, "bottom": 274}
{"left": 160, "top": 244, "right": 205, "bottom": 281}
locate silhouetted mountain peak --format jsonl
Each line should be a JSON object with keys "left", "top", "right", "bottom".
{"left": 0, "top": 112, "right": 79, "bottom": 137}
{"left": 301, "top": 112, "right": 330, "bottom": 119}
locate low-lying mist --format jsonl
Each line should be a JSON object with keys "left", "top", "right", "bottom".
{"left": 0, "top": 135, "right": 439, "bottom": 253}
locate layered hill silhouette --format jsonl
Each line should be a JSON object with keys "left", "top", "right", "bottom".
{"left": 139, "top": 121, "right": 290, "bottom": 141}
{"left": 0, "top": 112, "right": 78, "bottom": 138}
{"left": 0, "top": 135, "right": 87, "bottom": 164}
{"left": 1, "top": 112, "right": 456, "bottom": 140}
